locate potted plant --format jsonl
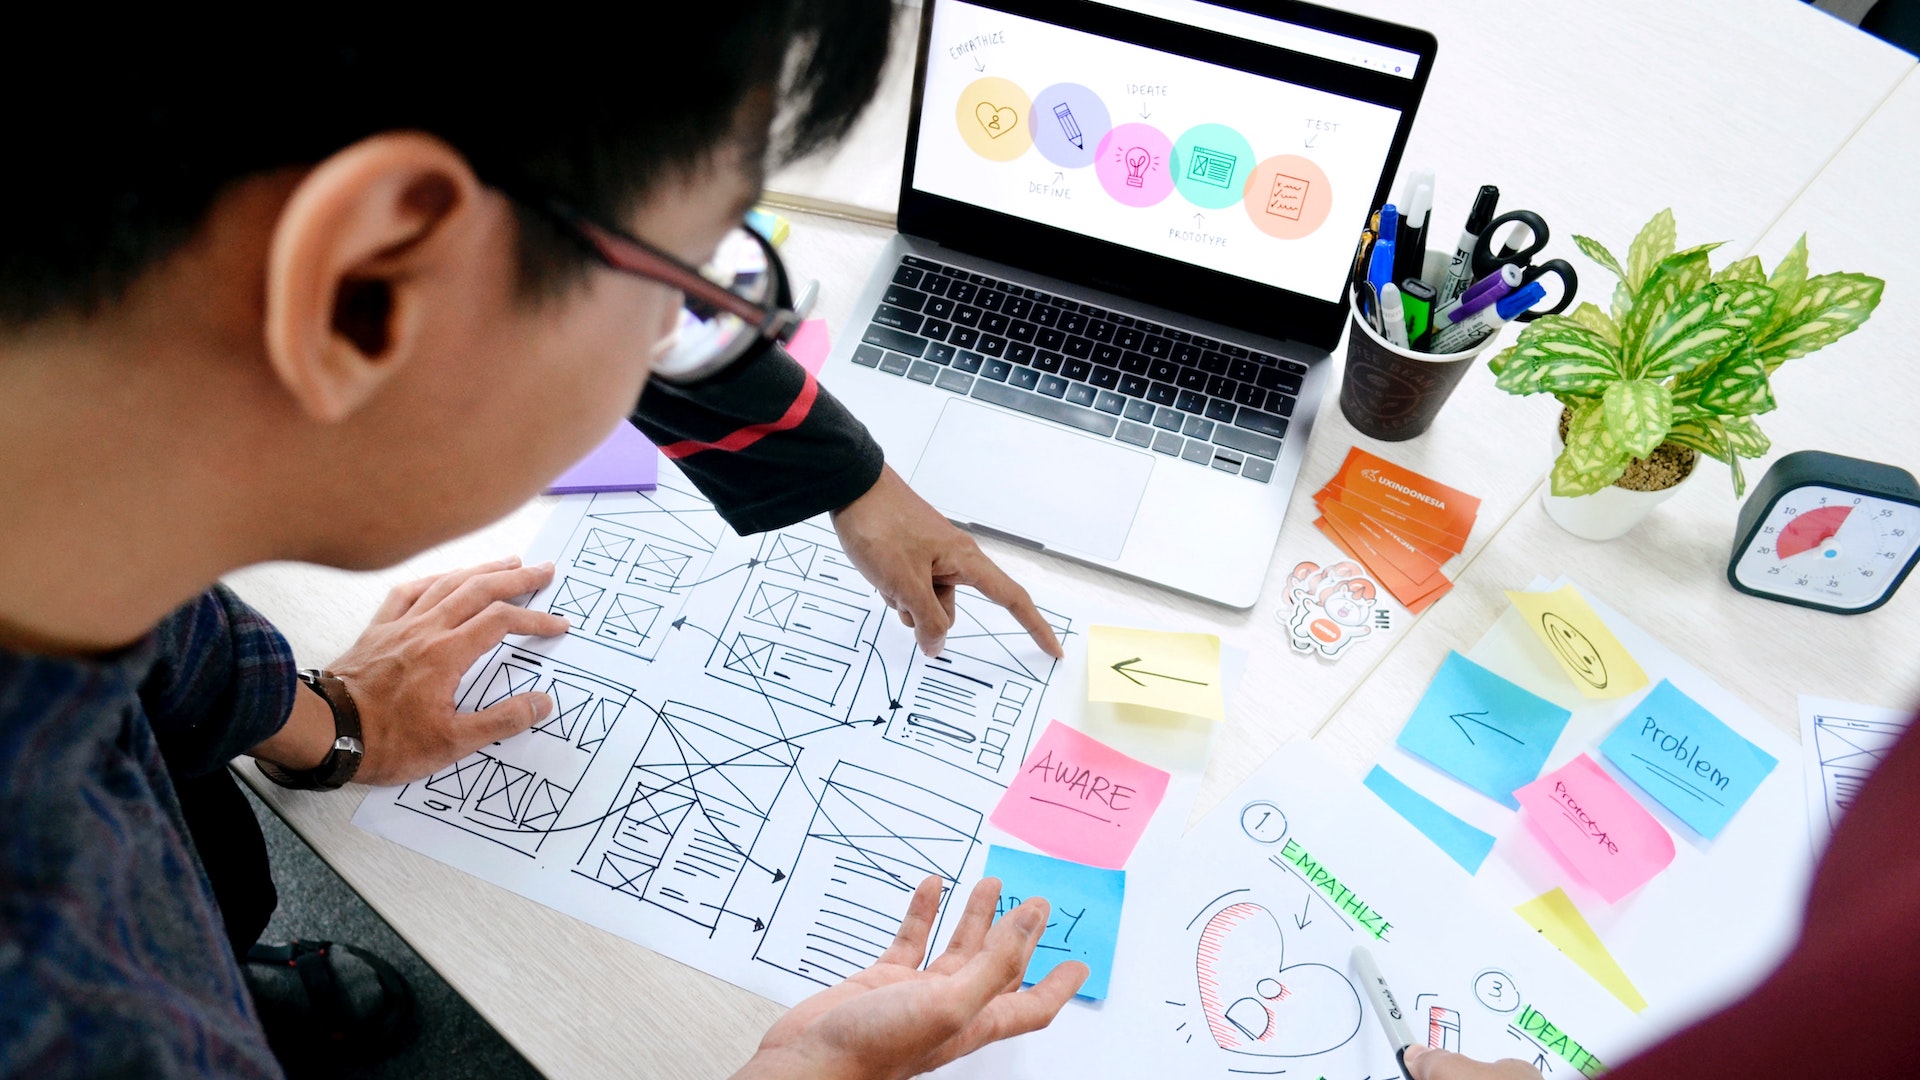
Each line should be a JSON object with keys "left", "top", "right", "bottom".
{"left": 1488, "top": 209, "right": 1884, "bottom": 540}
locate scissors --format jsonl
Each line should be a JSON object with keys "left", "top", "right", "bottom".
{"left": 1469, "top": 209, "right": 1578, "bottom": 322}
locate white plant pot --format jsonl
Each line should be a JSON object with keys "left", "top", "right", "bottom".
{"left": 1542, "top": 423, "right": 1696, "bottom": 541}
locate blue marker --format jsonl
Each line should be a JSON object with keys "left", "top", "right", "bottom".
{"left": 1367, "top": 204, "right": 1400, "bottom": 299}
{"left": 1427, "top": 280, "right": 1546, "bottom": 354}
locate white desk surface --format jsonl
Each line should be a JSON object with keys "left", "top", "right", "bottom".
{"left": 230, "top": 7, "right": 1916, "bottom": 1077}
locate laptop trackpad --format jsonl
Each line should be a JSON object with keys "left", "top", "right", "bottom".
{"left": 908, "top": 400, "right": 1152, "bottom": 561}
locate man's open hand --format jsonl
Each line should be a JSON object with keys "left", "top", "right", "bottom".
{"left": 736, "top": 876, "right": 1086, "bottom": 1080}
{"left": 831, "top": 466, "right": 1062, "bottom": 659}
{"left": 329, "top": 557, "right": 568, "bottom": 786}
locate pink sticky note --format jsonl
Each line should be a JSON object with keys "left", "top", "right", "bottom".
{"left": 1514, "top": 754, "right": 1675, "bottom": 903}
{"left": 546, "top": 420, "right": 658, "bottom": 495}
{"left": 989, "top": 721, "right": 1171, "bottom": 870}
{"left": 784, "top": 318, "right": 831, "bottom": 375}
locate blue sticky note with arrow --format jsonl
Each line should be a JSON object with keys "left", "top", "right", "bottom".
{"left": 1397, "top": 651, "right": 1572, "bottom": 809}
{"left": 984, "top": 845, "right": 1124, "bottom": 1000}
{"left": 1599, "top": 679, "right": 1777, "bottom": 839}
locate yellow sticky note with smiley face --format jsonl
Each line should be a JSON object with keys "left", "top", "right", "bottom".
{"left": 1506, "top": 586, "right": 1648, "bottom": 699}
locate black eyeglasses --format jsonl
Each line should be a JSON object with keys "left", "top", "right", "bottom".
{"left": 539, "top": 199, "right": 803, "bottom": 384}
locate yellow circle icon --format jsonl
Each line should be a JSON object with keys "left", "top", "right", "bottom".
{"left": 956, "top": 77, "right": 1032, "bottom": 162}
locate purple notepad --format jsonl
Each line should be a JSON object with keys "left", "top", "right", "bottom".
{"left": 545, "top": 420, "right": 658, "bottom": 495}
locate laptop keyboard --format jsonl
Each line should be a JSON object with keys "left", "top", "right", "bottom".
{"left": 850, "top": 254, "right": 1305, "bottom": 483}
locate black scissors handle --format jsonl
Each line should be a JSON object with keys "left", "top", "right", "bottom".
{"left": 1472, "top": 209, "right": 1550, "bottom": 276}
{"left": 1515, "top": 258, "right": 1579, "bottom": 322}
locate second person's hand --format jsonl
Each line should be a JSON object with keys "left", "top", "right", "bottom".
{"left": 831, "top": 465, "right": 1063, "bottom": 659}
{"left": 1403, "top": 1045, "right": 1546, "bottom": 1080}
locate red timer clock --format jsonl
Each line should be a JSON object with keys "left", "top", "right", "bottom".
{"left": 1729, "top": 451, "right": 1920, "bottom": 614}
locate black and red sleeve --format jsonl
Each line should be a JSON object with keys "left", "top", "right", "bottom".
{"left": 630, "top": 345, "right": 885, "bottom": 535}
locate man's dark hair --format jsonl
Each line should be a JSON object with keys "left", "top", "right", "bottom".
{"left": 0, "top": 4, "right": 892, "bottom": 325}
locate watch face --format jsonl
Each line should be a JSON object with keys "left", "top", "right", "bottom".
{"left": 1733, "top": 484, "right": 1920, "bottom": 609}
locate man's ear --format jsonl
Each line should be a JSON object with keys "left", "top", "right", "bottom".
{"left": 263, "top": 133, "right": 485, "bottom": 423}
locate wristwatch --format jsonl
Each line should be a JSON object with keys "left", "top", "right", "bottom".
{"left": 257, "top": 669, "right": 365, "bottom": 791}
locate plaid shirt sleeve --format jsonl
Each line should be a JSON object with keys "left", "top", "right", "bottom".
{"left": 138, "top": 585, "right": 299, "bottom": 780}
{"left": 631, "top": 343, "right": 885, "bottom": 535}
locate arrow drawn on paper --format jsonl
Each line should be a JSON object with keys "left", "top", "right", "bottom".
{"left": 1109, "top": 657, "right": 1209, "bottom": 687}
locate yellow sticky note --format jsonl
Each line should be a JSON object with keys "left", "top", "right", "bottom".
{"left": 1515, "top": 888, "right": 1648, "bottom": 1013}
{"left": 1086, "top": 625, "right": 1224, "bottom": 720}
{"left": 1505, "top": 586, "right": 1648, "bottom": 699}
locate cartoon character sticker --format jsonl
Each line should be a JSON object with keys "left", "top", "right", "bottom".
{"left": 1282, "top": 562, "right": 1389, "bottom": 660}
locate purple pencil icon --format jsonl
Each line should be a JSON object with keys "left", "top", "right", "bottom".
{"left": 1053, "top": 102, "right": 1083, "bottom": 149}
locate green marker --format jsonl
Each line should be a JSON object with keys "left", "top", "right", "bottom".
{"left": 1399, "top": 278, "right": 1437, "bottom": 351}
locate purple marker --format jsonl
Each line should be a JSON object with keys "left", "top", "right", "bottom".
{"left": 1435, "top": 263, "right": 1524, "bottom": 324}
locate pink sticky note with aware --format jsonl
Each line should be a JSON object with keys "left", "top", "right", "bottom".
{"left": 784, "top": 318, "right": 831, "bottom": 375}
{"left": 1514, "top": 753, "right": 1675, "bottom": 903}
{"left": 989, "top": 721, "right": 1171, "bottom": 870}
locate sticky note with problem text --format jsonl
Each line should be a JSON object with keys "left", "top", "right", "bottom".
{"left": 1086, "top": 625, "right": 1223, "bottom": 719}
{"left": 990, "top": 720, "right": 1170, "bottom": 869}
{"left": 1514, "top": 754, "right": 1674, "bottom": 903}
{"left": 985, "top": 845, "right": 1124, "bottom": 999}
{"left": 1397, "top": 651, "right": 1572, "bottom": 808}
{"left": 1506, "top": 586, "right": 1648, "bottom": 699}
{"left": 1600, "top": 679, "right": 1777, "bottom": 839}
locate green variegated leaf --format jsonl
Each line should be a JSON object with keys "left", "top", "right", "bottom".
{"left": 1619, "top": 250, "right": 1713, "bottom": 371}
{"left": 1655, "top": 243, "right": 1725, "bottom": 289}
{"left": 1601, "top": 379, "right": 1673, "bottom": 458}
{"left": 1754, "top": 271, "right": 1884, "bottom": 371}
{"left": 1690, "top": 344, "right": 1776, "bottom": 416}
{"left": 1764, "top": 234, "right": 1809, "bottom": 337}
{"left": 1494, "top": 319, "right": 1623, "bottom": 395}
{"left": 1567, "top": 301, "right": 1620, "bottom": 346}
{"left": 1625, "top": 208, "right": 1677, "bottom": 293}
{"left": 1640, "top": 281, "right": 1775, "bottom": 381}
{"left": 1488, "top": 345, "right": 1515, "bottom": 376}
{"left": 1667, "top": 419, "right": 1730, "bottom": 464}
{"left": 1553, "top": 400, "right": 1632, "bottom": 496}
{"left": 1720, "top": 414, "right": 1772, "bottom": 459}
{"left": 1574, "top": 234, "right": 1626, "bottom": 282}
{"left": 1611, "top": 280, "right": 1635, "bottom": 325}
{"left": 1714, "top": 255, "right": 1765, "bottom": 284}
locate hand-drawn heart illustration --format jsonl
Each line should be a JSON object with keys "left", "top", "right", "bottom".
{"left": 973, "top": 101, "right": 1018, "bottom": 138}
{"left": 1196, "top": 902, "right": 1362, "bottom": 1057}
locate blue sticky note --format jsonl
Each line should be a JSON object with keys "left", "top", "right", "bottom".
{"left": 1364, "top": 766, "right": 1497, "bottom": 874}
{"left": 1398, "top": 651, "right": 1573, "bottom": 809}
{"left": 983, "top": 845, "right": 1124, "bottom": 1000}
{"left": 1600, "top": 679, "right": 1778, "bottom": 839}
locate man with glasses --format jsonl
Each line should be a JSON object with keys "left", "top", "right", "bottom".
{"left": 0, "top": 10, "right": 1081, "bottom": 1078}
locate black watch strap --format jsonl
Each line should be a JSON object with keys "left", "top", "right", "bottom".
{"left": 258, "top": 670, "right": 365, "bottom": 791}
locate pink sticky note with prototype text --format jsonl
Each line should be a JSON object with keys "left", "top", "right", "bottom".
{"left": 1514, "top": 753, "right": 1675, "bottom": 903}
{"left": 784, "top": 318, "right": 831, "bottom": 375}
{"left": 989, "top": 720, "right": 1170, "bottom": 870}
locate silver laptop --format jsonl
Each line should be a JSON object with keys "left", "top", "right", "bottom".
{"left": 822, "top": 0, "right": 1436, "bottom": 607}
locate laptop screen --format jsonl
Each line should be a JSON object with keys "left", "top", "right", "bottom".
{"left": 900, "top": 0, "right": 1434, "bottom": 349}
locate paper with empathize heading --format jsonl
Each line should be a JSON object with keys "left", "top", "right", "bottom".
{"left": 1798, "top": 695, "right": 1910, "bottom": 852}
{"left": 352, "top": 461, "right": 1217, "bottom": 1011}
{"left": 1085, "top": 625, "right": 1224, "bottom": 719}
{"left": 990, "top": 720, "right": 1169, "bottom": 869}
{"left": 940, "top": 739, "right": 1645, "bottom": 1079}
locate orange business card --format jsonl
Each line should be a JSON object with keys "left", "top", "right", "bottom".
{"left": 1315, "top": 483, "right": 1464, "bottom": 563}
{"left": 1320, "top": 497, "right": 1444, "bottom": 587}
{"left": 1314, "top": 513, "right": 1452, "bottom": 614}
{"left": 1331, "top": 448, "right": 1481, "bottom": 542}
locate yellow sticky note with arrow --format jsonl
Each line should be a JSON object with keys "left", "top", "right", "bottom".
{"left": 1086, "top": 625, "right": 1224, "bottom": 720}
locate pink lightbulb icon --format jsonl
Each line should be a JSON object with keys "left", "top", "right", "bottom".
{"left": 1123, "top": 146, "right": 1150, "bottom": 188}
